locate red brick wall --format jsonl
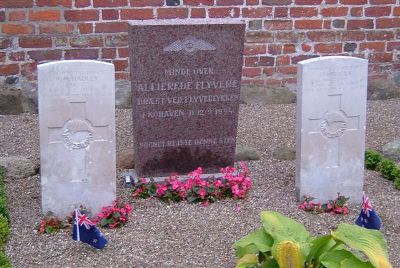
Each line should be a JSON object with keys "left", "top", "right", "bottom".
{"left": 1, "top": 0, "right": 399, "bottom": 87}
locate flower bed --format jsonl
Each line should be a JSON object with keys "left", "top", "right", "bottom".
{"left": 132, "top": 163, "right": 252, "bottom": 205}
{"left": 298, "top": 194, "right": 349, "bottom": 214}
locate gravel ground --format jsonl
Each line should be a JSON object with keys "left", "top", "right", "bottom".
{"left": 0, "top": 99, "right": 399, "bottom": 268}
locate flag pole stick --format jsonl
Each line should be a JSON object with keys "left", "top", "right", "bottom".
{"left": 75, "top": 208, "right": 80, "bottom": 241}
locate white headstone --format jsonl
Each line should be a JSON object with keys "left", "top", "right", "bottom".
{"left": 38, "top": 60, "right": 116, "bottom": 217}
{"left": 295, "top": 56, "right": 368, "bottom": 203}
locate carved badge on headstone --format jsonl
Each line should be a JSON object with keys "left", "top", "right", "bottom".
{"left": 163, "top": 36, "right": 216, "bottom": 54}
{"left": 61, "top": 119, "right": 94, "bottom": 150}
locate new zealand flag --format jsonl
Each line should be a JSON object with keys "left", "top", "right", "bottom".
{"left": 355, "top": 192, "right": 381, "bottom": 230}
{"left": 72, "top": 209, "right": 108, "bottom": 249}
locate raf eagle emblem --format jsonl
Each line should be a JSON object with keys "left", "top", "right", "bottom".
{"left": 163, "top": 36, "right": 216, "bottom": 54}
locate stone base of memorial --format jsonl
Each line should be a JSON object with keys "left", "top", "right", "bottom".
{"left": 125, "top": 169, "right": 224, "bottom": 184}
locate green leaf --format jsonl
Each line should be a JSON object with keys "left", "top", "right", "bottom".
{"left": 378, "top": 159, "right": 399, "bottom": 181}
{"left": 45, "top": 226, "right": 55, "bottom": 234}
{"left": 320, "top": 249, "right": 373, "bottom": 268}
{"left": 147, "top": 182, "right": 157, "bottom": 196}
{"left": 236, "top": 244, "right": 259, "bottom": 258}
{"left": 260, "top": 258, "right": 279, "bottom": 268}
{"left": 235, "top": 254, "right": 258, "bottom": 268}
{"left": 206, "top": 186, "right": 215, "bottom": 193}
{"left": 307, "top": 235, "right": 336, "bottom": 264}
{"left": 100, "top": 218, "right": 108, "bottom": 226}
{"left": 365, "top": 149, "right": 383, "bottom": 170}
{"left": 331, "top": 224, "right": 392, "bottom": 268}
{"left": 341, "top": 255, "right": 375, "bottom": 268}
{"left": 394, "top": 177, "right": 400, "bottom": 190}
{"left": 186, "top": 195, "right": 197, "bottom": 203}
{"left": 260, "top": 211, "right": 311, "bottom": 243}
{"left": 235, "top": 228, "right": 273, "bottom": 255}
{"left": 260, "top": 211, "right": 311, "bottom": 267}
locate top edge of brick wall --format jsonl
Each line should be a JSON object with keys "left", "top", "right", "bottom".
{"left": 1, "top": 0, "right": 400, "bottom": 9}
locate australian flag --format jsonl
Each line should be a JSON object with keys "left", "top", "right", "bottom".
{"left": 355, "top": 192, "right": 381, "bottom": 230}
{"left": 72, "top": 209, "right": 108, "bottom": 249}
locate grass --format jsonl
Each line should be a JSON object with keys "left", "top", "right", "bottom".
{"left": 0, "top": 167, "right": 11, "bottom": 267}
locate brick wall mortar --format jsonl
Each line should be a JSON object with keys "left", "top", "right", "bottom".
{"left": 0, "top": 0, "right": 399, "bottom": 86}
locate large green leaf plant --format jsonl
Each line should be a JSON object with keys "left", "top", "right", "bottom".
{"left": 234, "top": 211, "right": 392, "bottom": 268}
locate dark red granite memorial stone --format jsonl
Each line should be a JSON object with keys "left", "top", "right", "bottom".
{"left": 128, "top": 19, "right": 245, "bottom": 177}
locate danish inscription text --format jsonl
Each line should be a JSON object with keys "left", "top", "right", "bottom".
{"left": 138, "top": 137, "right": 236, "bottom": 149}
{"left": 165, "top": 67, "right": 215, "bottom": 76}
{"left": 133, "top": 79, "right": 239, "bottom": 92}
{"left": 137, "top": 94, "right": 239, "bottom": 106}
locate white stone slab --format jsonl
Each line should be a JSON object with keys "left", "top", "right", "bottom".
{"left": 38, "top": 60, "right": 116, "bottom": 217}
{"left": 295, "top": 56, "right": 368, "bottom": 203}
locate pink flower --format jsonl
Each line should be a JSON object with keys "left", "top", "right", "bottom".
{"left": 239, "top": 162, "right": 250, "bottom": 175}
{"left": 109, "top": 222, "right": 118, "bottom": 229}
{"left": 178, "top": 190, "right": 186, "bottom": 199}
{"left": 343, "top": 206, "right": 349, "bottom": 214}
{"left": 188, "top": 167, "right": 203, "bottom": 180}
{"left": 299, "top": 202, "right": 307, "bottom": 210}
{"left": 133, "top": 188, "right": 143, "bottom": 197}
{"left": 221, "top": 166, "right": 235, "bottom": 174}
{"left": 333, "top": 207, "right": 342, "bottom": 214}
{"left": 202, "top": 201, "right": 209, "bottom": 207}
{"left": 183, "top": 179, "right": 194, "bottom": 191}
{"left": 231, "top": 185, "right": 241, "bottom": 197}
{"left": 156, "top": 184, "right": 168, "bottom": 197}
{"left": 171, "top": 179, "right": 181, "bottom": 190}
{"left": 199, "top": 188, "right": 206, "bottom": 199}
{"left": 125, "top": 204, "right": 132, "bottom": 214}
{"left": 200, "top": 179, "right": 208, "bottom": 187}
{"left": 214, "top": 180, "right": 223, "bottom": 188}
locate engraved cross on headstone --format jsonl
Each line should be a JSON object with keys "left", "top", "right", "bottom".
{"left": 308, "top": 94, "right": 360, "bottom": 168}
{"left": 47, "top": 101, "right": 110, "bottom": 183}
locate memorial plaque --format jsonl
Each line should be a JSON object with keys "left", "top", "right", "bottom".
{"left": 129, "top": 19, "right": 245, "bottom": 177}
{"left": 295, "top": 56, "right": 368, "bottom": 203}
{"left": 38, "top": 60, "right": 116, "bottom": 217}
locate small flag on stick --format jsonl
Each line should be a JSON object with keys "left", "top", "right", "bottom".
{"left": 355, "top": 192, "right": 381, "bottom": 230}
{"left": 72, "top": 209, "right": 108, "bottom": 249}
